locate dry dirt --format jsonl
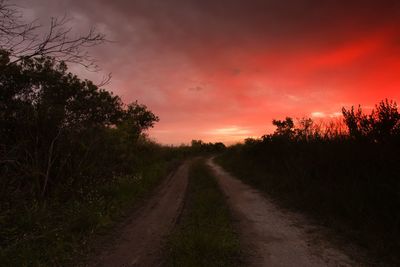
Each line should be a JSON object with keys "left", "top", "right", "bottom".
{"left": 207, "top": 158, "right": 357, "bottom": 267}
{"left": 89, "top": 161, "right": 190, "bottom": 267}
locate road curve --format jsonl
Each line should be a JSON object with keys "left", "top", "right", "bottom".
{"left": 90, "top": 161, "right": 190, "bottom": 267}
{"left": 207, "top": 158, "right": 355, "bottom": 267}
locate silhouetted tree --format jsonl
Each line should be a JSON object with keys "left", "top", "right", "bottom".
{"left": 213, "top": 142, "right": 226, "bottom": 151}
{"left": 342, "top": 105, "right": 371, "bottom": 140}
{"left": 272, "top": 117, "right": 295, "bottom": 139}
{"left": 342, "top": 99, "right": 400, "bottom": 142}
{"left": 370, "top": 99, "right": 400, "bottom": 142}
{"left": 295, "top": 117, "right": 314, "bottom": 141}
{"left": 118, "top": 102, "right": 159, "bottom": 141}
{"left": 0, "top": 50, "right": 158, "bottom": 198}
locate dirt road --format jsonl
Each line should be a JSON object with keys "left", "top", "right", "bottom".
{"left": 207, "top": 158, "right": 355, "bottom": 267}
{"left": 90, "top": 161, "right": 190, "bottom": 267}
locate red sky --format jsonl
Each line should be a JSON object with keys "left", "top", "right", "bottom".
{"left": 26, "top": 0, "right": 400, "bottom": 144}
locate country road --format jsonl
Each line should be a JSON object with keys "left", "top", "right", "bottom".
{"left": 89, "top": 161, "right": 190, "bottom": 267}
{"left": 89, "top": 158, "right": 360, "bottom": 266}
{"left": 207, "top": 158, "right": 356, "bottom": 267}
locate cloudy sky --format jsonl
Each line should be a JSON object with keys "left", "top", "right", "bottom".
{"left": 22, "top": 0, "right": 400, "bottom": 144}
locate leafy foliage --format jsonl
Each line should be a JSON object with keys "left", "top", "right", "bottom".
{"left": 0, "top": 50, "right": 159, "bottom": 199}
{"left": 0, "top": 49, "right": 174, "bottom": 265}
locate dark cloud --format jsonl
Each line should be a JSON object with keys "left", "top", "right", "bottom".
{"left": 21, "top": 0, "right": 400, "bottom": 144}
{"left": 29, "top": 0, "right": 400, "bottom": 49}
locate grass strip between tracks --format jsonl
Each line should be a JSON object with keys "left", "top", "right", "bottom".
{"left": 165, "top": 159, "right": 242, "bottom": 267}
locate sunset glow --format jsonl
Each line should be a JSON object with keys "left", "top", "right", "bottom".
{"left": 26, "top": 0, "right": 400, "bottom": 144}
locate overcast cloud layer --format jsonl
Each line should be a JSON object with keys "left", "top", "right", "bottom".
{"left": 23, "top": 0, "right": 400, "bottom": 144}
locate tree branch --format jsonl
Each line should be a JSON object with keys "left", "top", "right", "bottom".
{"left": 1, "top": 0, "right": 107, "bottom": 71}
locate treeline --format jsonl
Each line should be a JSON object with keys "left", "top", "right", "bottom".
{"left": 217, "top": 99, "right": 400, "bottom": 264}
{"left": 190, "top": 140, "right": 226, "bottom": 154}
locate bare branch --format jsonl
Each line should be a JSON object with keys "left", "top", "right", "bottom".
{"left": 96, "top": 72, "right": 112, "bottom": 87}
{"left": 0, "top": 0, "right": 107, "bottom": 70}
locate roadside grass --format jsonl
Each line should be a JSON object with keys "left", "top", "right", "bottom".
{"left": 165, "top": 159, "right": 242, "bottom": 267}
{"left": 0, "top": 159, "right": 179, "bottom": 267}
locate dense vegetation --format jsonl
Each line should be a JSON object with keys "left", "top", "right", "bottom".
{"left": 217, "top": 99, "right": 400, "bottom": 264}
{"left": 166, "top": 159, "right": 242, "bottom": 267}
{"left": 0, "top": 49, "right": 187, "bottom": 265}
